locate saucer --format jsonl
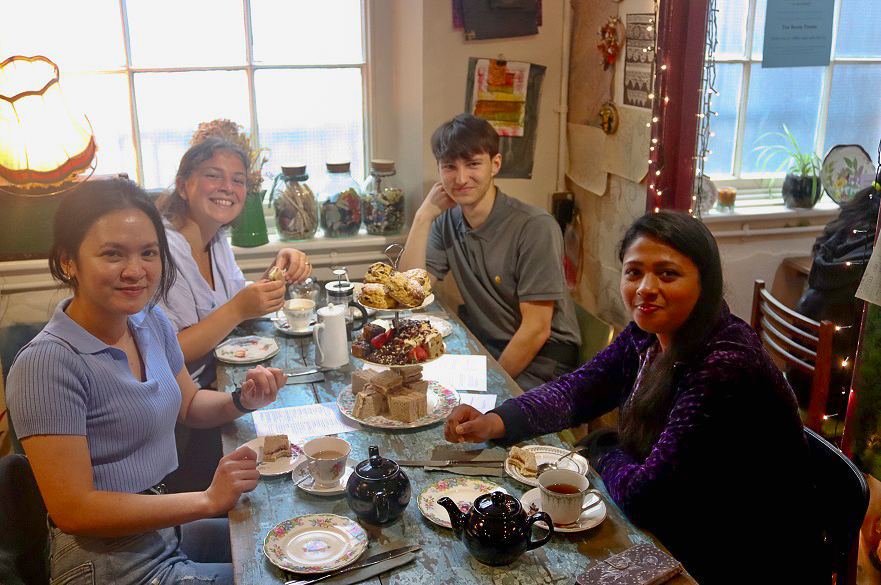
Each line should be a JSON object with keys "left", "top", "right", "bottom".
{"left": 272, "top": 311, "right": 316, "bottom": 336}
{"left": 263, "top": 513, "right": 367, "bottom": 573}
{"left": 215, "top": 336, "right": 279, "bottom": 364}
{"left": 519, "top": 487, "right": 607, "bottom": 533}
{"left": 291, "top": 457, "right": 357, "bottom": 495}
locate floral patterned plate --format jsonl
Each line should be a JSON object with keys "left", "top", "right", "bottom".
{"left": 214, "top": 336, "right": 279, "bottom": 364}
{"left": 263, "top": 513, "right": 367, "bottom": 574}
{"left": 417, "top": 477, "right": 507, "bottom": 528}
{"left": 821, "top": 144, "right": 873, "bottom": 205}
{"left": 505, "top": 445, "right": 590, "bottom": 487}
{"left": 337, "top": 382, "right": 459, "bottom": 429}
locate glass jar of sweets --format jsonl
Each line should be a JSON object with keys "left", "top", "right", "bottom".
{"left": 268, "top": 164, "right": 319, "bottom": 241}
{"left": 362, "top": 159, "right": 404, "bottom": 235}
{"left": 318, "top": 162, "right": 362, "bottom": 237}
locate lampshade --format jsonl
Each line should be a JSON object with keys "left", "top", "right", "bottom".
{"left": 0, "top": 55, "right": 96, "bottom": 190}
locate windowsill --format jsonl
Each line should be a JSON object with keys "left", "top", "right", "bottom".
{"left": 702, "top": 194, "right": 840, "bottom": 224}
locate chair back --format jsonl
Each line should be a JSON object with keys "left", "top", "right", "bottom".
{"left": 0, "top": 454, "right": 49, "bottom": 585}
{"left": 805, "top": 427, "right": 868, "bottom": 585}
{"left": 750, "top": 279, "right": 835, "bottom": 432}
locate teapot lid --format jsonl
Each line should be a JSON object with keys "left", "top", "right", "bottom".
{"left": 355, "top": 446, "right": 399, "bottom": 480}
{"left": 474, "top": 491, "right": 520, "bottom": 518}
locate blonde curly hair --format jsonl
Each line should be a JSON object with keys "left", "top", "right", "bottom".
{"left": 191, "top": 118, "right": 268, "bottom": 191}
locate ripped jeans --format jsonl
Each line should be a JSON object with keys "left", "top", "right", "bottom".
{"left": 48, "top": 518, "right": 233, "bottom": 585}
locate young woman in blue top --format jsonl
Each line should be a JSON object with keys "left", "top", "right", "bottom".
{"left": 7, "top": 178, "right": 284, "bottom": 584}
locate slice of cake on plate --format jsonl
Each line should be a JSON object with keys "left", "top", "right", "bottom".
{"left": 262, "top": 435, "right": 290, "bottom": 462}
{"left": 508, "top": 446, "right": 538, "bottom": 477}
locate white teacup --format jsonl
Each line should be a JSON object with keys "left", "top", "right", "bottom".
{"left": 303, "top": 437, "right": 351, "bottom": 487}
{"left": 538, "top": 468, "right": 602, "bottom": 525}
{"left": 283, "top": 298, "right": 315, "bottom": 331}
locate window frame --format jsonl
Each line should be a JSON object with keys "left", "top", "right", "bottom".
{"left": 66, "top": 0, "right": 371, "bottom": 187}
{"left": 711, "top": 0, "right": 880, "bottom": 192}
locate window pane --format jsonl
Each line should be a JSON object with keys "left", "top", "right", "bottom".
{"left": 135, "top": 71, "right": 250, "bottom": 189}
{"left": 705, "top": 64, "right": 743, "bottom": 178}
{"left": 251, "top": 0, "right": 363, "bottom": 65}
{"left": 741, "top": 66, "right": 824, "bottom": 175}
{"left": 0, "top": 0, "right": 125, "bottom": 71}
{"left": 836, "top": 0, "right": 881, "bottom": 57}
{"left": 64, "top": 73, "right": 137, "bottom": 180}
{"left": 824, "top": 64, "right": 881, "bottom": 157}
{"left": 255, "top": 69, "right": 364, "bottom": 187}
{"left": 715, "top": 0, "right": 750, "bottom": 58}
{"left": 751, "top": 0, "right": 768, "bottom": 59}
{"left": 126, "top": 0, "right": 245, "bottom": 67}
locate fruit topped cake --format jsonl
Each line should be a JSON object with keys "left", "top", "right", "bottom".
{"left": 352, "top": 319, "right": 444, "bottom": 365}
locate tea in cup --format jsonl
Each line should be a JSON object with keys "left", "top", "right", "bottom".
{"left": 538, "top": 468, "right": 602, "bottom": 525}
{"left": 283, "top": 298, "right": 315, "bottom": 331}
{"left": 303, "top": 436, "right": 351, "bottom": 487}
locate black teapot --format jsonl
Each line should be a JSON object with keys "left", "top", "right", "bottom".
{"left": 438, "top": 490, "right": 553, "bottom": 566}
{"left": 346, "top": 446, "right": 410, "bottom": 524}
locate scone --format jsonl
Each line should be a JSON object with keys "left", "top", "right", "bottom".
{"left": 404, "top": 268, "right": 432, "bottom": 295}
{"left": 267, "top": 266, "right": 285, "bottom": 282}
{"left": 365, "top": 262, "right": 395, "bottom": 284}
{"left": 358, "top": 283, "right": 397, "bottom": 309}
{"left": 508, "top": 446, "right": 538, "bottom": 477}
{"left": 385, "top": 273, "right": 427, "bottom": 307}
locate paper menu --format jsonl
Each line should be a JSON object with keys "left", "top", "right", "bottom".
{"left": 458, "top": 393, "right": 497, "bottom": 413}
{"left": 856, "top": 244, "right": 881, "bottom": 307}
{"left": 252, "top": 402, "right": 360, "bottom": 440}
{"left": 363, "top": 354, "right": 488, "bottom": 392}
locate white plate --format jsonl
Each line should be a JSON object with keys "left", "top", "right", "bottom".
{"left": 505, "top": 445, "right": 590, "bottom": 487}
{"left": 263, "top": 513, "right": 367, "bottom": 574}
{"left": 520, "top": 487, "right": 607, "bottom": 533}
{"left": 272, "top": 311, "right": 316, "bottom": 336}
{"left": 337, "top": 382, "right": 459, "bottom": 430}
{"left": 215, "top": 336, "right": 279, "bottom": 364}
{"left": 242, "top": 436, "right": 304, "bottom": 476}
{"left": 371, "top": 315, "right": 453, "bottom": 337}
{"left": 291, "top": 458, "right": 357, "bottom": 496}
{"left": 417, "top": 477, "right": 507, "bottom": 528}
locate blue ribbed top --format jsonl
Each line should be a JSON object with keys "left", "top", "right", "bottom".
{"left": 7, "top": 299, "right": 184, "bottom": 493}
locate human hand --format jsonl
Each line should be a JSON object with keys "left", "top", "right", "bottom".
{"left": 204, "top": 445, "right": 260, "bottom": 515}
{"left": 232, "top": 280, "right": 285, "bottom": 320}
{"left": 272, "top": 249, "right": 311, "bottom": 284}
{"left": 239, "top": 365, "right": 285, "bottom": 410}
{"left": 416, "top": 182, "right": 456, "bottom": 222}
{"left": 444, "top": 405, "right": 506, "bottom": 443}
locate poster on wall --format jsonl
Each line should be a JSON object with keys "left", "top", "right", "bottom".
{"left": 465, "top": 57, "right": 546, "bottom": 179}
{"left": 762, "top": 0, "right": 833, "bottom": 68}
{"left": 624, "top": 13, "right": 655, "bottom": 109}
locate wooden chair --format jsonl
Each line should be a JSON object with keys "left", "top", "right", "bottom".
{"left": 750, "top": 279, "right": 835, "bottom": 433}
{"left": 804, "top": 427, "right": 868, "bottom": 585}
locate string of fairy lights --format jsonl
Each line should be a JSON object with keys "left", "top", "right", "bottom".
{"left": 692, "top": 0, "right": 719, "bottom": 217}
{"left": 646, "top": 0, "right": 663, "bottom": 212}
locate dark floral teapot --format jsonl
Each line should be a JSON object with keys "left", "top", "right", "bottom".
{"left": 438, "top": 490, "right": 553, "bottom": 566}
{"left": 346, "top": 446, "right": 410, "bottom": 524}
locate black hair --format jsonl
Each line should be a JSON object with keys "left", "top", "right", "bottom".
{"left": 48, "top": 177, "right": 177, "bottom": 306}
{"left": 158, "top": 136, "right": 249, "bottom": 228}
{"left": 617, "top": 210, "right": 725, "bottom": 459}
{"left": 430, "top": 113, "right": 500, "bottom": 162}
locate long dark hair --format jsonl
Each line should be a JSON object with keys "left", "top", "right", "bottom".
{"left": 157, "top": 136, "right": 249, "bottom": 228}
{"left": 48, "top": 177, "right": 177, "bottom": 305}
{"left": 617, "top": 211, "right": 724, "bottom": 459}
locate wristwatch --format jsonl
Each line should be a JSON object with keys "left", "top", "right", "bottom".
{"left": 231, "top": 388, "right": 256, "bottom": 413}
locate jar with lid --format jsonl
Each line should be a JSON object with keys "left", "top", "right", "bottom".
{"left": 318, "top": 162, "right": 362, "bottom": 237}
{"left": 267, "top": 164, "right": 319, "bottom": 241}
{"left": 362, "top": 159, "right": 404, "bottom": 235}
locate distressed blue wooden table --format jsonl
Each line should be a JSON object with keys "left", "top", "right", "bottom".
{"left": 218, "top": 299, "right": 696, "bottom": 585}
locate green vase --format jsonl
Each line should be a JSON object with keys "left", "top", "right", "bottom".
{"left": 231, "top": 190, "right": 269, "bottom": 247}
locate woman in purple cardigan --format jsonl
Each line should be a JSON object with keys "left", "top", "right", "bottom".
{"left": 445, "top": 211, "right": 824, "bottom": 585}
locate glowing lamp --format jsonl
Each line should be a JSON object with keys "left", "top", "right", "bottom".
{"left": 0, "top": 55, "right": 95, "bottom": 191}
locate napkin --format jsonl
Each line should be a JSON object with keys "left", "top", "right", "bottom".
{"left": 426, "top": 446, "right": 508, "bottom": 477}
{"left": 312, "top": 541, "right": 418, "bottom": 585}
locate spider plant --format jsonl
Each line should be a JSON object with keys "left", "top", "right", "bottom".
{"left": 753, "top": 124, "right": 822, "bottom": 207}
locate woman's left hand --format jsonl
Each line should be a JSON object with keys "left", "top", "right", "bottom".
{"left": 273, "top": 249, "right": 312, "bottom": 284}
{"left": 239, "top": 365, "right": 286, "bottom": 410}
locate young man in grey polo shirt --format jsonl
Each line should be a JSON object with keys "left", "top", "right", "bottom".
{"left": 400, "top": 113, "right": 580, "bottom": 390}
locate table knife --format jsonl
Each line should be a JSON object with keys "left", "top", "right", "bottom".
{"left": 283, "top": 544, "right": 421, "bottom": 585}
{"left": 285, "top": 367, "right": 331, "bottom": 377}
{"left": 396, "top": 459, "right": 505, "bottom": 467}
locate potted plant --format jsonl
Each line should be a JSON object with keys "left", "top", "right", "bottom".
{"left": 754, "top": 124, "right": 822, "bottom": 208}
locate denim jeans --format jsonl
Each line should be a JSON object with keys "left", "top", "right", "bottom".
{"left": 48, "top": 518, "right": 233, "bottom": 585}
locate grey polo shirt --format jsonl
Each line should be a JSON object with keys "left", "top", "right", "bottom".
{"left": 425, "top": 189, "right": 580, "bottom": 348}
